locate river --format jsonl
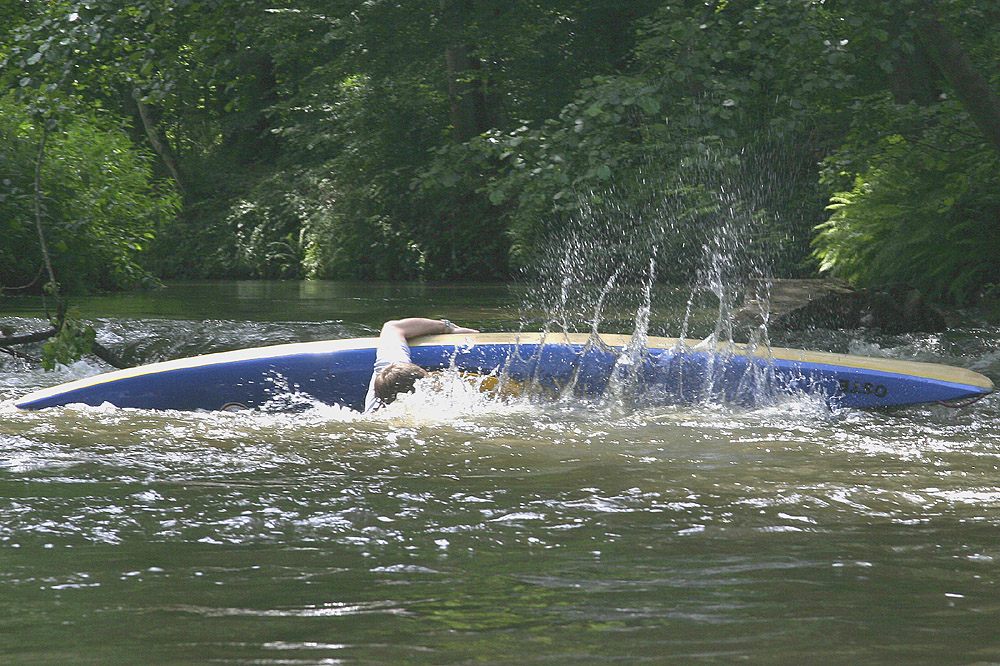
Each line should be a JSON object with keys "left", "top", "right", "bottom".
{"left": 2, "top": 280, "right": 1000, "bottom": 665}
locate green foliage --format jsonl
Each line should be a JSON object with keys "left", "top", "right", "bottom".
{"left": 300, "top": 182, "right": 430, "bottom": 281}
{"left": 810, "top": 0, "right": 1000, "bottom": 303}
{"left": 41, "top": 313, "right": 96, "bottom": 370}
{"left": 0, "top": 91, "right": 180, "bottom": 292}
{"left": 813, "top": 97, "right": 1000, "bottom": 303}
{"left": 418, "top": 0, "right": 865, "bottom": 277}
{"left": 2, "top": 0, "right": 287, "bottom": 283}
{"left": 177, "top": 0, "right": 666, "bottom": 281}
{"left": 230, "top": 64, "right": 443, "bottom": 280}
{"left": 2, "top": 0, "right": 998, "bottom": 300}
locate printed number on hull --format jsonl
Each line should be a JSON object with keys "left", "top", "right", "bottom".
{"left": 838, "top": 378, "right": 888, "bottom": 398}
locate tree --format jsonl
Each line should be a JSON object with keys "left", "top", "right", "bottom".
{"left": 0, "top": 91, "right": 180, "bottom": 292}
{"left": 813, "top": 0, "right": 1000, "bottom": 302}
{"left": 3, "top": 0, "right": 996, "bottom": 303}
{"left": 2, "top": 0, "right": 288, "bottom": 276}
{"left": 916, "top": 9, "right": 1000, "bottom": 155}
{"left": 419, "top": 0, "right": 864, "bottom": 280}
{"left": 220, "top": 0, "right": 662, "bottom": 280}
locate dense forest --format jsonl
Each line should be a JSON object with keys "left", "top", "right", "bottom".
{"left": 2, "top": 0, "right": 999, "bottom": 303}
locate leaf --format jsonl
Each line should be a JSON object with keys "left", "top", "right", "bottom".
{"left": 637, "top": 97, "right": 660, "bottom": 115}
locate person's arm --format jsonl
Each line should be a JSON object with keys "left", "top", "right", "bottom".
{"left": 379, "top": 318, "right": 478, "bottom": 346}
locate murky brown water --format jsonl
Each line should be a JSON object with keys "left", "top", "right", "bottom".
{"left": 2, "top": 281, "right": 999, "bottom": 665}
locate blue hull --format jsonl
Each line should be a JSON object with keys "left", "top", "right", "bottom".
{"left": 14, "top": 333, "right": 993, "bottom": 411}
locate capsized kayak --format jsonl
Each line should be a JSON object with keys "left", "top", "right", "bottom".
{"left": 14, "top": 332, "right": 993, "bottom": 411}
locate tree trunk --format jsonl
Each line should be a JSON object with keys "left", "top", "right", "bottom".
{"left": 887, "top": 35, "right": 942, "bottom": 105}
{"left": 916, "top": 10, "right": 1000, "bottom": 155}
{"left": 440, "top": 0, "right": 490, "bottom": 142}
{"left": 136, "top": 98, "right": 188, "bottom": 196}
{"left": 33, "top": 126, "right": 58, "bottom": 291}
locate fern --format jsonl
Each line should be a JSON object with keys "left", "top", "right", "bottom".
{"left": 813, "top": 99, "right": 1000, "bottom": 304}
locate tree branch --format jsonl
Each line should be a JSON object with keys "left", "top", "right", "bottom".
{"left": 136, "top": 98, "right": 188, "bottom": 197}
{"left": 0, "top": 327, "right": 58, "bottom": 346}
{"left": 34, "top": 125, "right": 58, "bottom": 291}
{"left": 917, "top": 10, "right": 1000, "bottom": 156}
{"left": 91, "top": 341, "right": 132, "bottom": 369}
{"left": 0, "top": 346, "right": 38, "bottom": 363}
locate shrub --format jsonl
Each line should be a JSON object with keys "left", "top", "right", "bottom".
{"left": 0, "top": 92, "right": 180, "bottom": 293}
{"left": 814, "top": 98, "right": 1000, "bottom": 303}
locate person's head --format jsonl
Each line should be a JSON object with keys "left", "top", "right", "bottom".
{"left": 373, "top": 362, "right": 428, "bottom": 407}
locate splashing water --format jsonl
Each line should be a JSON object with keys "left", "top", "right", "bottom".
{"left": 519, "top": 157, "right": 790, "bottom": 411}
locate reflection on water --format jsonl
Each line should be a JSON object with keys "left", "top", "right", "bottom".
{"left": 2, "top": 281, "right": 1000, "bottom": 665}
{"left": 1, "top": 279, "right": 525, "bottom": 325}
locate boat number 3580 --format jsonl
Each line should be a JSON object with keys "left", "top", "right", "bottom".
{"left": 838, "top": 378, "right": 888, "bottom": 398}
